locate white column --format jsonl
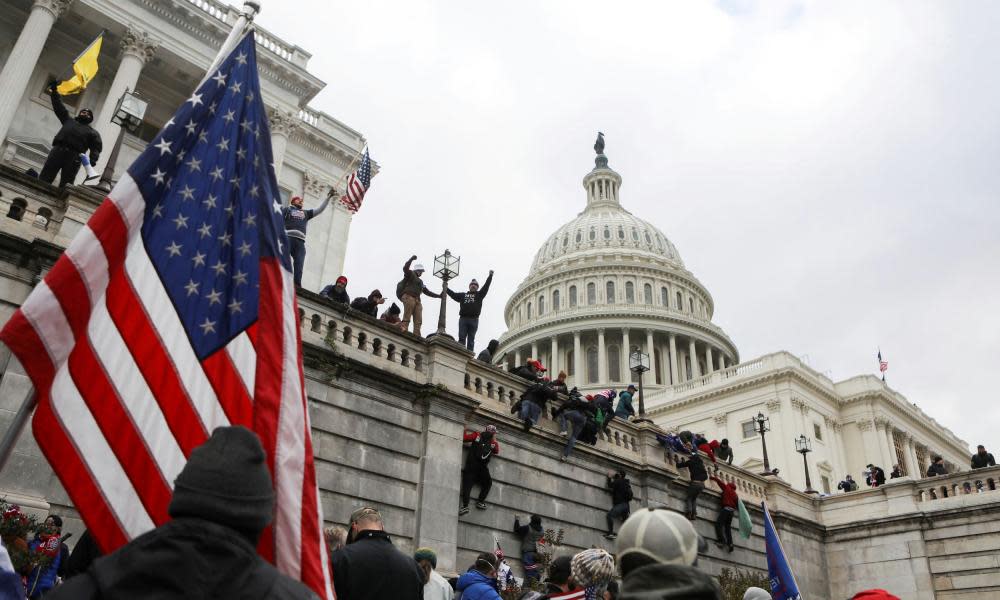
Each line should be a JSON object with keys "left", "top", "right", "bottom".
{"left": 668, "top": 333, "right": 679, "bottom": 384}
{"left": 267, "top": 108, "right": 300, "bottom": 178}
{"left": 902, "top": 433, "right": 918, "bottom": 477}
{"left": 621, "top": 328, "right": 630, "bottom": 380}
{"left": 92, "top": 27, "right": 159, "bottom": 172}
{"left": 530, "top": 341, "right": 538, "bottom": 361}
{"left": 859, "top": 420, "right": 885, "bottom": 470}
{"left": 318, "top": 203, "right": 353, "bottom": 289}
{"left": 0, "top": 0, "right": 73, "bottom": 143}
{"left": 688, "top": 338, "right": 700, "bottom": 378}
{"left": 720, "top": 354, "right": 728, "bottom": 369}
{"left": 597, "top": 328, "right": 607, "bottom": 384}
{"left": 573, "top": 332, "right": 582, "bottom": 386}
{"left": 550, "top": 336, "right": 559, "bottom": 374}
{"left": 884, "top": 423, "right": 900, "bottom": 469}
{"left": 705, "top": 346, "right": 715, "bottom": 374}
{"left": 514, "top": 348, "right": 522, "bottom": 367}
{"left": 644, "top": 329, "right": 655, "bottom": 382}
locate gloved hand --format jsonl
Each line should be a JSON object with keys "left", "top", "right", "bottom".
{"left": 48, "top": 80, "right": 59, "bottom": 93}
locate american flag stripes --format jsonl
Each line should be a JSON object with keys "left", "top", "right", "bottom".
{"left": 0, "top": 33, "right": 333, "bottom": 599}
{"left": 339, "top": 149, "right": 371, "bottom": 213}
{"left": 878, "top": 350, "right": 888, "bottom": 373}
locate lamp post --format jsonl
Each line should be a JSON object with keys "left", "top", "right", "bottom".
{"left": 96, "top": 89, "right": 147, "bottom": 192}
{"left": 431, "top": 249, "right": 460, "bottom": 339}
{"left": 795, "top": 434, "right": 817, "bottom": 494}
{"left": 628, "top": 349, "right": 651, "bottom": 423}
{"left": 755, "top": 412, "right": 773, "bottom": 475}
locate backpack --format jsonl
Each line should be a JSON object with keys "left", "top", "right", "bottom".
{"left": 593, "top": 407, "right": 606, "bottom": 427}
{"left": 624, "top": 480, "right": 634, "bottom": 502}
{"left": 395, "top": 279, "right": 406, "bottom": 300}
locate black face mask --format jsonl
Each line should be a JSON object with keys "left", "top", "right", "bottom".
{"left": 76, "top": 111, "right": 93, "bottom": 124}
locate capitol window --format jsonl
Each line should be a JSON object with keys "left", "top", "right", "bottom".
{"left": 576, "top": 231, "right": 582, "bottom": 243}
{"left": 644, "top": 232, "right": 652, "bottom": 244}
{"left": 631, "top": 228, "right": 638, "bottom": 241}
{"left": 676, "top": 291, "right": 683, "bottom": 310}
{"left": 538, "top": 296, "right": 545, "bottom": 315}
{"left": 553, "top": 290, "right": 560, "bottom": 311}
{"left": 587, "top": 283, "right": 596, "bottom": 305}
{"left": 742, "top": 420, "right": 758, "bottom": 439}
{"left": 608, "top": 345, "right": 621, "bottom": 381}
{"left": 563, "top": 235, "right": 568, "bottom": 247}
{"left": 569, "top": 286, "right": 578, "bottom": 307}
{"left": 527, "top": 302, "right": 532, "bottom": 318}
{"left": 661, "top": 287, "right": 668, "bottom": 306}
{"left": 689, "top": 297, "right": 694, "bottom": 313}
{"left": 589, "top": 228, "right": 596, "bottom": 241}
{"left": 626, "top": 282, "right": 635, "bottom": 303}
{"left": 587, "top": 347, "right": 599, "bottom": 383}
{"left": 814, "top": 423, "right": 823, "bottom": 441}
{"left": 618, "top": 226, "right": 625, "bottom": 239}
{"left": 606, "top": 281, "right": 615, "bottom": 303}
{"left": 644, "top": 284, "right": 653, "bottom": 304}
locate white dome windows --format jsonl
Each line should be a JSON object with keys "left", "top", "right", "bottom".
{"left": 576, "top": 231, "right": 582, "bottom": 243}
{"left": 606, "top": 281, "right": 616, "bottom": 303}
{"left": 569, "top": 285, "right": 578, "bottom": 307}
{"left": 589, "top": 228, "right": 596, "bottom": 242}
{"left": 552, "top": 289, "right": 560, "bottom": 312}
{"left": 538, "top": 295, "right": 545, "bottom": 316}
{"left": 661, "top": 286, "right": 669, "bottom": 307}
{"left": 587, "top": 282, "right": 596, "bottom": 305}
{"left": 586, "top": 346, "right": 599, "bottom": 383}
{"left": 527, "top": 301, "right": 532, "bottom": 319}
{"left": 603, "top": 226, "right": 611, "bottom": 240}
{"left": 644, "top": 231, "right": 652, "bottom": 245}
{"left": 618, "top": 226, "right": 625, "bottom": 240}
{"left": 644, "top": 284, "right": 653, "bottom": 305}
{"left": 631, "top": 228, "right": 639, "bottom": 241}
{"left": 625, "top": 281, "right": 635, "bottom": 304}
{"left": 675, "top": 291, "right": 683, "bottom": 310}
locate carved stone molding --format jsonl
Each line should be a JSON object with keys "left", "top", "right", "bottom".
{"left": 267, "top": 108, "right": 302, "bottom": 138}
{"left": 790, "top": 397, "right": 808, "bottom": 414}
{"left": 713, "top": 413, "right": 728, "bottom": 426}
{"left": 874, "top": 417, "right": 891, "bottom": 431}
{"left": 765, "top": 399, "right": 781, "bottom": 413}
{"left": 302, "top": 171, "right": 332, "bottom": 197}
{"left": 857, "top": 420, "right": 874, "bottom": 432}
{"left": 34, "top": 0, "right": 73, "bottom": 19}
{"left": 823, "top": 415, "right": 837, "bottom": 428}
{"left": 120, "top": 26, "right": 159, "bottom": 64}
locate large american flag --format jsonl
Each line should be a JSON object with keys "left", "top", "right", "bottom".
{"left": 0, "top": 33, "right": 332, "bottom": 598}
{"left": 339, "top": 148, "right": 370, "bottom": 213}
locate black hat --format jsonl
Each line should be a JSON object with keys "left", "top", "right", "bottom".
{"left": 169, "top": 426, "right": 274, "bottom": 538}
{"left": 530, "top": 514, "right": 542, "bottom": 526}
{"left": 547, "top": 555, "right": 573, "bottom": 584}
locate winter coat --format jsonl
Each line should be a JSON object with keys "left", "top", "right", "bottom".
{"left": 552, "top": 396, "right": 595, "bottom": 419}
{"left": 27, "top": 535, "right": 61, "bottom": 598}
{"left": 349, "top": 295, "right": 380, "bottom": 317}
{"left": 399, "top": 259, "right": 440, "bottom": 300}
{"left": 714, "top": 443, "right": 734, "bottom": 465}
{"left": 282, "top": 197, "right": 329, "bottom": 240}
{"left": 48, "top": 91, "right": 101, "bottom": 161}
{"left": 614, "top": 391, "right": 635, "bottom": 418}
{"left": 607, "top": 475, "right": 634, "bottom": 506}
{"left": 464, "top": 431, "right": 500, "bottom": 467}
{"left": 620, "top": 563, "right": 721, "bottom": 600}
{"left": 710, "top": 476, "right": 738, "bottom": 509}
{"left": 320, "top": 284, "right": 350, "bottom": 304}
{"left": 838, "top": 479, "right": 858, "bottom": 492}
{"left": 522, "top": 383, "right": 558, "bottom": 410}
{"left": 677, "top": 454, "right": 709, "bottom": 482}
{"left": 511, "top": 365, "right": 540, "bottom": 382}
{"left": 329, "top": 529, "right": 424, "bottom": 600}
{"left": 867, "top": 467, "right": 886, "bottom": 487}
{"left": 514, "top": 518, "right": 545, "bottom": 555}
{"left": 971, "top": 452, "right": 996, "bottom": 469}
{"left": 698, "top": 442, "right": 717, "bottom": 463}
{"left": 477, "top": 340, "right": 500, "bottom": 364}
{"left": 446, "top": 273, "right": 493, "bottom": 318}
{"left": 927, "top": 462, "right": 947, "bottom": 477}
{"left": 456, "top": 569, "right": 501, "bottom": 600}
{"left": 45, "top": 518, "right": 317, "bottom": 600}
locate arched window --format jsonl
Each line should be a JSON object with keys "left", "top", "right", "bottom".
{"left": 576, "top": 231, "right": 582, "bottom": 243}
{"left": 567, "top": 349, "right": 575, "bottom": 376}
{"left": 606, "top": 281, "right": 615, "bottom": 304}
{"left": 689, "top": 298, "right": 694, "bottom": 313}
{"left": 631, "top": 228, "right": 639, "bottom": 240}
{"left": 589, "top": 228, "right": 596, "bottom": 241}
{"left": 603, "top": 226, "right": 610, "bottom": 240}
{"left": 661, "top": 286, "right": 668, "bottom": 306}
{"left": 569, "top": 285, "right": 577, "bottom": 307}
{"left": 538, "top": 295, "right": 545, "bottom": 315}
{"left": 644, "top": 283, "right": 653, "bottom": 305}
{"left": 625, "top": 282, "right": 635, "bottom": 303}
{"left": 587, "top": 346, "right": 599, "bottom": 383}
{"left": 7, "top": 198, "right": 27, "bottom": 221}
{"left": 654, "top": 349, "right": 663, "bottom": 384}
{"left": 34, "top": 207, "right": 52, "bottom": 230}
{"left": 552, "top": 290, "right": 560, "bottom": 311}
{"left": 608, "top": 345, "right": 621, "bottom": 382}
{"left": 644, "top": 232, "right": 652, "bottom": 244}
{"left": 618, "top": 226, "right": 625, "bottom": 239}
{"left": 563, "top": 235, "right": 568, "bottom": 247}
{"left": 676, "top": 291, "right": 683, "bottom": 310}
{"left": 587, "top": 283, "right": 596, "bottom": 305}
{"left": 527, "top": 301, "right": 532, "bottom": 318}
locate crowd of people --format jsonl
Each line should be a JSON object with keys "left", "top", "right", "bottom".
{"left": 833, "top": 444, "right": 996, "bottom": 495}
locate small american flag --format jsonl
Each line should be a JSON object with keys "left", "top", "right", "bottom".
{"left": 0, "top": 33, "right": 332, "bottom": 598}
{"left": 339, "top": 148, "right": 371, "bottom": 213}
{"left": 878, "top": 350, "right": 888, "bottom": 378}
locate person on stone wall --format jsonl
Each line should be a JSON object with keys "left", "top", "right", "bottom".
{"left": 513, "top": 515, "right": 546, "bottom": 584}
{"left": 39, "top": 80, "right": 102, "bottom": 188}
{"left": 446, "top": 270, "right": 493, "bottom": 352}
{"left": 511, "top": 359, "right": 545, "bottom": 382}
{"left": 971, "top": 445, "right": 996, "bottom": 469}
{"left": 709, "top": 474, "right": 738, "bottom": 552}
{"left": 890, "top": 464, "right": 904, "bottom": 479}
{"left": 550, "top": 370, "right": 569, "bottom": 395}
{"left": 926, "top": 456, "right": 948, "bottom": 477}
{"left": 613, "top": 385, "right": 637, "bottom": 422}
{"left": 603, "top": 469, "right": 634, "bottom": 540}
{"left": 713, "top": 439, "right": 734, "bottom": 465}
{"left": 552, "top": 388, "right": 595, "bottom": 460}
{"left": 283, "top": 192, "right": 332, "bottom": 288}
{"left": 459, "top": 425, "right": 500, "bottom": 516}
{"left": 477, "top": 339, "right": 500, "bottom": 364}
{"left": 349, "top": 289, "right": 385, "bottom": 318}
{"left": 865, "top": 464, "right": 886, "bottom": 487}
{"left": 320, "top": 275, "right": 350, "bottom": 304}
{"left": 676, "top": 449, "right": 708, "bottom": 521}
{"left": 397, "top": 256, "right": 441, "bottom": 337}
{"left": 380, "top": 302, "right": 405, "bottom": 329}
{"left": 516, "top": 378, "right": 557, "bottom": 432}
{"left": 330, "top": 506, "right": 424, "bottom": 600}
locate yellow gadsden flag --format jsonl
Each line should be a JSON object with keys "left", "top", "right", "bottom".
{"left": 56, "top": 33, "right": 103, "bottom": 95}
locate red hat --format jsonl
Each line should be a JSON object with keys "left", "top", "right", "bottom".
{"left": 291, "top": 195, "right": 303, "bottom": 203}
{"left": 336, "top": 276, "right": 348, "bottom": 285}
{"left": 852, "top": 591, "right": 901, "bottom": 600}
{"left": 527, "top": 359, "right": 546, "bottom": 372}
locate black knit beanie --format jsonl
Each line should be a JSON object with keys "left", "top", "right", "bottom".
{"left": 168, "top": 426, "right": 275, "bottom": 538}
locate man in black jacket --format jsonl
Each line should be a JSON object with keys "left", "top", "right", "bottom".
{"left": 971, "top": 445, "right": 996, "bottom": 469}
{"left": 677, "top": 449, "right": 708, "bottom": 520}
{"left": 603, "top": 469, "right": 633, "bottom": 539}
{"left": 349, "top": 289, "right": 384, "bottom": 318}
{"left": 927, "top": 456, "right": 947, "bottom": 477}
{"left": 446, "top": 271, "right": 493, "bottom": 352}
{"left": 40, "top": 81, "right": 102, "bottom": 187}
{"left": 330, "top": 506, "right": 424, "bottom": 600}
{"left": 48, "top": 426, "right": 318, "bottom": 600}
{"left": 866, "top": 464, "right": 886, "bottom": 487}
{"left": 552, "top": 390, "right": 595, "bottom": 460}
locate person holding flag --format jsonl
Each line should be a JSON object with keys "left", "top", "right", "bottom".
{"left": 762, "top": 501, "right": 803, "bottom": 600}
{"left": 38, "top": 78, "right": 101, "bottom": 187}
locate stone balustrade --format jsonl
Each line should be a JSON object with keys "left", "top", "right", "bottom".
{"left": 666, "top": 351, "right": 837, "bottom": 398}
{"left": 915, "top": 465, "right": 1000, "bottom": 502}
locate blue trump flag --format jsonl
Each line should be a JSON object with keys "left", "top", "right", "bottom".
{"left": 762, "top": 501, "right": 803, "bottom": 600}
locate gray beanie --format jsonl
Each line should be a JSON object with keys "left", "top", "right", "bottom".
{"left": 168, "top": 426, "right": 275, "bottom": 537}
{"left": 743, "top": 587, "right": 772, "bottom": 600}
{"left": 616, "top": 508, "right": 700, "bottom": 575}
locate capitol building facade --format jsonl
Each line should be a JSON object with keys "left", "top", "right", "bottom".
{"left": 499, "top": 141, "right": 970, "bottom": 493}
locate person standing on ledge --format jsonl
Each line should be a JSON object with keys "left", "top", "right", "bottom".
{"left": 446, "top": 270, "right": 493, "bottom": 351}
{"left": 283, "top": 191, "right": 332, "bottom": 288}
{"left": 397, "top": 255, "right": 441, "bottom": 337}
{"left": 39, "top": 80, "right": 102, "bottom": 188}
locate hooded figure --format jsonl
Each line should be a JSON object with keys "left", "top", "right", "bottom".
{"left": 477, "top": 339, "right": 500, "bottom": 364}
{"left": 47, "top": 426, "right": 318, "bottom": 600}
{"left": 39, "top": 81, "right": 102, "bottom": 187}
{"left": 380, "top": 302, "right": 404, "bottom": 328}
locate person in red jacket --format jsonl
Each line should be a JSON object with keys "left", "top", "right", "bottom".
{"left": 710, "top": 474, "right": 738, "bottom": 552}
{"left": 460, "top": 425, "right": 501, "bottom": 515}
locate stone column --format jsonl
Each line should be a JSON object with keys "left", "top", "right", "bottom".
{"left": 550, "top": 336, "right": 559, "bottom": 374}
{"left": 92, "top": 27, "right": 159, "bottom": 171}
{"left": 884, "top": 423, "right": 899, "bottom": 470}
{"left": 597, "top": 328, "right": 607, "bottom": 383}
{"left": 267, "top": 108, "right": 300, "bottom": 178}
{"left": 644, "top": 329, "right": 655, "bottom": 383}
{"left": 858, "top": 419, "right": 884, "bottom": 469}
{"left": 688, "top": 338, "right": 700, "bottom": 379}
{"left": 513, "top": 348, "right": 522, "bottom": 367}
{"left": 704, "top": 346, "right": 715, "bottom": 374}
{"left": 0, "top": 0, "right": 73, "bottom": 143}
{"left": 873, "top": 418, "right": 894, "bottom": 470}
{"left": 318, "top": 202, "right": 354, "bottom": 293}
{"left": 573, "top": 332, "right": 582, "bottom": 386}
{"left": 668, "top": 333, "right": 679, "bottom": 384}
{"left": 902, "top": 433, "right": 918, "bottom": 477}
{"left": 719, "top": 354, "right": 727, "bottom": 369}
{"left": 621, "top": 328, "right": 630, "bottom": 381}
{"left": 530, "top": 341, "right": 538, "bottom": 361}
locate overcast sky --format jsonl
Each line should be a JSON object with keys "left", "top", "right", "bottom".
{"left": 244, "top": 1, "right": 999, "bottom": 451}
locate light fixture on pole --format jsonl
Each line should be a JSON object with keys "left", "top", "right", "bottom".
{"left": 96, "top": 88, "right": 148, "bottom": 192}
{"left": 755, "top": 411, "right": 774, "bottom": 475}
{"left": 431, "top": 249, "right": 460, "bottom": 339}
{"left": 628, "top": 349, "right": 651, "bottom": 423}
{"left": 795, "top": 434, "right": 817, "bottom": 494}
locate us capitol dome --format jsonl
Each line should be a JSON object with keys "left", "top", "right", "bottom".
{"left": 498, "top": 136, "right": 739, "bottom": 398}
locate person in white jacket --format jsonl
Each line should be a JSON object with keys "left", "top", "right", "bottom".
{"left": 415, "top": 547, "right": 454, "bottom": 600}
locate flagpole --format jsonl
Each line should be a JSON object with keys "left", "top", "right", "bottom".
{"left": 326, "top": 144, "right": 367, "bottom": 197}
{"left": 200, "top": 1, "right": 261, "bottom": 87}
{"left": 0, "top": 355, "right": 36, "bottom": 471}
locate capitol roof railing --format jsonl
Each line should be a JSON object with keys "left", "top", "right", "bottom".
{"left": 296, "top": 107, "right": 366, "bottom": 148}
{"left": 663, "top": 351, "right": 838, "bottom": 400}
{"left": 182, "top": 0, "right": 312, "bottom": 68}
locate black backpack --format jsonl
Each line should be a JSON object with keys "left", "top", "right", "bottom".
{"left": 624, "top": 480, "right": 634, "bottom": 502}
{"left": 395, "top": 279, "right": 406, "bottom": 301}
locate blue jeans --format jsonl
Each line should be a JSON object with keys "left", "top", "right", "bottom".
{"left": 289, "top": 237, "right": 306, "bottom": 287}
{"left": 607, "top": 502, "right": 630, "bottom": 534}
{"left": 561, "top": 410, "right": 586, "bottom": 457}
{"left": 458, "top": 317, "right": 479, "bottom": 351}
{"left": 520, "top": 400, "right": 542, "bottom": 425}
{"left": 522, "top": 551, "right": 540, "bottom": 582}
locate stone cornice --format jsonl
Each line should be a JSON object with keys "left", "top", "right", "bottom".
{"left": 839, "top": 388, "right": 968, "bottom": 456}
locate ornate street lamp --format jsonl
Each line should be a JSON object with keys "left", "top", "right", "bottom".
{"left": 96, "top": 89, "right": 148, "bottom": 192}
{"left": 795, "top": 434, "right": 817, "bottom": 494}
{"left": 755, "top": 411, "right": 773, "bottom": 475}
{"left": 628, "top": 349, "right": 650, "bottom": 423}
{"left": 432, "top": 249, "right": 460, "bottom": 339}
